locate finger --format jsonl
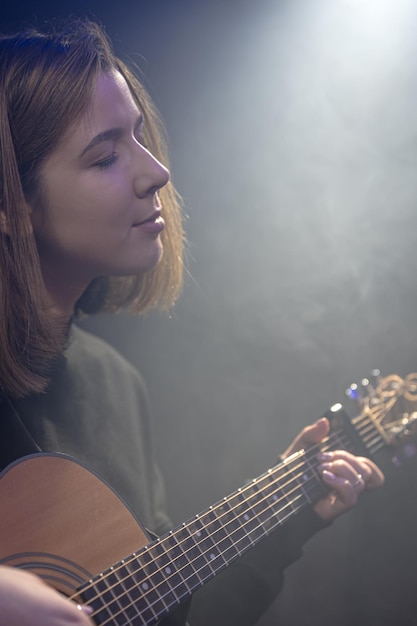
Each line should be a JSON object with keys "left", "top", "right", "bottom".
{"left": 318, "top": 451, "right": 384, "bottom": 489}
{"left": 321, "top": 469, "right": 360, "bottom": 503}
{"left": 77, "top": 605, "right": 94, "bottom": 618}
{"left": 351, "top": 472, "right": 366, "bottom": 489}
{"left": 318, "top": 459, "right": 367, "bottom": 495}
{"left": 283, "top": 417, "right": 329, "bottom": 458}
{"left": 314, "top": 454, "right": 384, "bottom": 522}
{"left": 314, "top": 469, "right": 359, "bottom": 520}
{"left": 355, "top": 457, "right": 385, "bottom": 489}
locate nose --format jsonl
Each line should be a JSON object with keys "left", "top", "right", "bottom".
{"left": 133, "top": 144, "right": 170, "bottom": 199}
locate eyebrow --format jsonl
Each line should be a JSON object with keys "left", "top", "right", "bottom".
{"left": 80, "top": 114, "right": 144, "bottom": 158}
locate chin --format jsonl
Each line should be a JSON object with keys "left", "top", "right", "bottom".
{"left": 131, "top": 242, "right": 163, "bottom": 275}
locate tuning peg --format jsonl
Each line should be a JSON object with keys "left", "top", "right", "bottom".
{"left": 364, "top": 370, "right": 384, "bottom": 405}
{"left": 345, "top": 382, "right": 363, "bottom": 405}
{"left": 346, "top": 370, "right": 383, "bottom": 406}
{"left": 361, "top": 369, "right": 382, "bottom": 393}
{"left": 370, "top": 369, "right": 382, "bottom": 385}
{"left": 361, "top": 377, "right": 376, "bottom": 396}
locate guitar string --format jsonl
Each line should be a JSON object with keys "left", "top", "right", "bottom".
{"left": 69, "top": 436, "right": 333, "bottom": 618}
{"left": 353, "top": 410, "right": 387, "bottom": 452}
{"left": 74, "top": 410, "right": 386, "bottom": 624}
{"left": 96, "top": 411, "right": 380, "bottom": 619}
{"left": 70, "top": 429, "right": 357, "bottom": 624}
{"left": 71, "top": 418, "right": 377, "bottom": 622}
{"left": 97, "top": 431, "right": 355, "bottom": 626}
{"left": 89, "top": 445, "right": 332, "bottom": 626}
{"left": 77, "top": 428, "right": 361, "bottom": 625}
{"left": 352, "top": 383, "right": 410, "bottom": 448}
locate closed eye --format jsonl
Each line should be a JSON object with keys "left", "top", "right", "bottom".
{"left": 95, "top": 153, "right": 118, "bottom": 169}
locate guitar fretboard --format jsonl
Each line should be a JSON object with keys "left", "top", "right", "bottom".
{"left": 80, "top": 434, "right": 351, "bottom": 626}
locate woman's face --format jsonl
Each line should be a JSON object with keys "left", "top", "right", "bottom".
{"left": 30, "top": 70, "right": 170, "bottom": 304}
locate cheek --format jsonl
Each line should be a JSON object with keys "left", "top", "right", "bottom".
{"left": 78, "top": 172, "right": 134, "bottom": 221}
{"left": 48, "top": 179, "right": 131, "bottom": 235}
{"left": 33, "top": 162, "right": 136, "bottom": 258}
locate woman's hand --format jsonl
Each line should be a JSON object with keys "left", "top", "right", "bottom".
{"left": 282, "top": 417, "right": 385, "bottom": 522}
{"left": 0, "top": 566, "right": 94, "bottom": 626}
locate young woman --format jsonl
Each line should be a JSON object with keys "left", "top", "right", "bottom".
{"left": 0, "top": 19, "right": 383, "bottom": 626}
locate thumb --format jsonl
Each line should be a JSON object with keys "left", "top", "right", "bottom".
{"left": 282, "top": 417, "right": 329, "bottom": 458}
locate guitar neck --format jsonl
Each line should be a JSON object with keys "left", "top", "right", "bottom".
{"left": 80, "top": 426, "right": 355, "bottom": 625}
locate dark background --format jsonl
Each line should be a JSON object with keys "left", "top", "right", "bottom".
{"left": 2, "top": 0, "right": 417, "bottom": 623}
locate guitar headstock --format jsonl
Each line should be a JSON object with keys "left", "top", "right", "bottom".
{"left": 347, "top": 371, "right": 417, "bottom": 464}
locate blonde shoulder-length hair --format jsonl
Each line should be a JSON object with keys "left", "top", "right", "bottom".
{"left": 0, "top": 19, "right": 184, "bottom": 398}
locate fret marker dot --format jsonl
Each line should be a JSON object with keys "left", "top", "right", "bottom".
{"left": 196, "top": 531, "right": 202, "bottom": 537}
{"left": 244, "top": 514, "right": 250, "bottom": 521}
{"left": 210, "top": 553, "right": 216, "bottom": 560}
{"left": 165, "top": 566, "right": 172, "bottom": 575}
{"left": 272, "top": 495, "right": 278, "bottom": 501}
{"left": 302, "top": 474, "right": 308, "bottom": 482}
{"left": 141, "top": 582, "right": 149, "bottom": 591}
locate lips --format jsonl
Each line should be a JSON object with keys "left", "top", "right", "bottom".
{"left": 133, "top": 209, "right": 161, "bottom": 227}
{"left": 133, "top": 209, "right": 165, "bottom": 234}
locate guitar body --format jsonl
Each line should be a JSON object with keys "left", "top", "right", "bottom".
{"left": 0, "top": 453, "right": 149, "bottom": 598}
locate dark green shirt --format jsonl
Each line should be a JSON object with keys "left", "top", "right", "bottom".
{"left": 0, "top": 325, "right": 326, "bottom": 626}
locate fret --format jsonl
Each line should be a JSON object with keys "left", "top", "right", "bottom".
{"left": 185, "top": 516, "right": 224, "bottom": 582}
{"left": 303, "top": 449, "right": 327, "bottom": 502}
{"left": 261, "top": 467, "right": 301, "bottom": 525}
{"left": 231, "top": 483, "right": 269, "bottom": 545}
{"left": 164, "top": 523, "right": 206, "bottom": 589}
{"left": 151, "top": 528, "right": 207, "bottom": 600}
{"left": 80, "top": 572, "right": 138, "bottom": 626}
{"left": 290, "top": 463, "right": 316, "bottom": 508}
{"left": 183, "top": 512, "right": 228, "bottom": 575}
{"left": 106, "top": 565, "right": 140, "bottom": 624}
{"left": 138, "top": 546, "right": 178, "bottom": 604}
{"left": 201, "top": 501, "right": 243, "bottom": 563}
{"left": 221, "top": 490, "right": 255, "bottom": 553}
{"left": 115, "top": 559, "right": 143, "bottom": 611}
{"left": 264, "top": 468, "right": 298, "bottom": 528}
{"left": 148, "top": 538, "right": 188, "bottom": 595}
{"left": 100, "top": 572, "right": 129, "bottom": 625}
{"left": 121, "top": 550, "right": 169, "bottom": 625}
{"left": 277, "top": 455, "right": 317, "bottom": 514}
{"left": 250, "top": 473, "right": 279, "bottom": 530}
{"left": 117, "top": 553, "right": 158, "bottom": 625}
{"left": 80, "top": 578, "right": 112, "bottom": 625}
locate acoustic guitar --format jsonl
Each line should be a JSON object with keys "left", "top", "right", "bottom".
{"left": 1, "top": 372, "right": 416, "bottom": 625}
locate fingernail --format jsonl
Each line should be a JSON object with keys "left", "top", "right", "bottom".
{"left": 317, "top": 452, "right": 332, "bottom": 461}
{"left": 77, "top": 605, "right": 93, "bottom": 615}
{"left": 318, "top": 463, "right": 331, "bottom": 472}
{"left": 321, "top": 469, "right": 336, "bottom": 481}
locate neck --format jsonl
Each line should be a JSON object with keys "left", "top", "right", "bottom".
{"left": 40, "top": 268, "right": 90, "bottom": 322}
